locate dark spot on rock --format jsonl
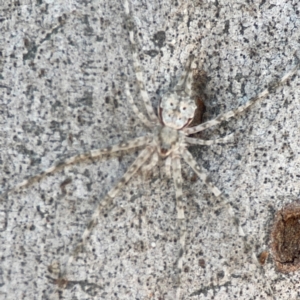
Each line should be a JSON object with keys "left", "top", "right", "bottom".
{"left": 144, "top": 50, "right": 159, "bottom": 57}
{"left": 152, "top": 31, "right": 166, "bottom": 48}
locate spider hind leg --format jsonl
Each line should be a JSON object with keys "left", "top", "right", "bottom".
{"left": 181, "top": 148, "right": 222, "bottom": 197}
{"left": 64, "top": 146, "right": 155, "bottom": 274}
{"left": 10, "top": 136, "right": 151, "bottom": 192}
{"left": 171, "top": 155, "right": 187, "bottom": 299}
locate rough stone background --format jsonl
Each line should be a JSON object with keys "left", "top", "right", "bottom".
{"left": 0, "top": 0, "right": 300, "bottom": 299}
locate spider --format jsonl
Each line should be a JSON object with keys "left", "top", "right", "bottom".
{"left": 3, "top": 1, "right": 299, "bottom": 298}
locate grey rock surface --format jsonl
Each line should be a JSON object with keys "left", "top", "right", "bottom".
{"left": 1, "top": 0, "right": 300, "bottom": 299}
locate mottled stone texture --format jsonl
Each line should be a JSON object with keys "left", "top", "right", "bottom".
{"left": 1, "top": 0, "right": 300, "bottom": 299}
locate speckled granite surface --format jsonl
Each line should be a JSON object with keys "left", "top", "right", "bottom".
{"left": 1, "top": 1, "right": 300, "bottom": 299}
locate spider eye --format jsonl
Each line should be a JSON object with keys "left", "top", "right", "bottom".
{"left": 183, "top": 107, "right": 186, "bottom": 110}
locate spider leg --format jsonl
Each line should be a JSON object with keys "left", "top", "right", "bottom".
{"left": 183, "top": 61, "right": 299, "bottom": 135}
{"left": 171, "top": 155, "right": 186, "bottom": 299}
{"left": 184, "top": 133, "right": 234, "bottom": 146}
{"left": 174, "top": 55, "right": 195, "bottom": 95}
{"left": 125, "top": 82, "right": 153, "bottom": 128}
{"left": 172, "top": 155, "right": 184, "bottom": 220}
{"left": 165, "top": 155, "right": 172, "bottom": 178}
{"left": 10, "top": 136, "right": 152, "bottom": 191}
{"left": 124, "top": 0, "right": 159, "bottom": 123}
{"left": 141, "top": 150, "right": 159, "bottom": 173}
{"left": 181, "top": 147, "right": 222, "bottom": 197}
{"left": 63, "top": 145, "right": 155, "bottom": 274}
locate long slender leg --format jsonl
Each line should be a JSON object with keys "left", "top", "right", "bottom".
{"left": 124, "top": 0, "right": 158, "bottom": 123}
{"left": 174, "top": 55, "right": 195, "bottom": 95}
{"left": 181, "top": 147, "right": 222, "bottom": 197}
{"left": 141, "top": 150, "right": 159, "bottom": 173}
{"left": 183, "top": 62, "right": 300, "bottom": 135}
{"left": 184, "top": 134, "right": 234, "bottom": 146}
{"left": 171, "top": 155, "right": 186, "bottom": 300}
{"left": 172, "top": 156, "right": 184, "bottom": 220}
{"left": 9, "top": 136, "right": 152, "bottom": 191}
{"left": 62, "top": 146, "right": 155, "bottom": 275}
{"left": 165, "top": 155, "right": 172, "bottom": 178}
{"left": 125, "top": 82, "right": 153, "bottom": 128}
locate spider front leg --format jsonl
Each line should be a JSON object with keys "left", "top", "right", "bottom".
{"left": 184, "top": 59, "right": 300, "bottom": 135}
{"left": 62, "top": 146, "right": 155, "bottom": 275}
{"left": 174, "top": 54, "right": 196, "bottom": 96}
{"left": 125, "top": 82, "right": 154, "bottom": 128}
{"left": 124, "top": 0, "right": 158, "bottom": 123}
{"left": 181, "top": 147, "right": 222, "bottom": 197}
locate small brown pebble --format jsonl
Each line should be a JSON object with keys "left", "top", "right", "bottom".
{"left": 271, "top": 201, "right": 300, "bottom": 273}
{"left": 258, "top": 251, "right": 269, "bottom": 265}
